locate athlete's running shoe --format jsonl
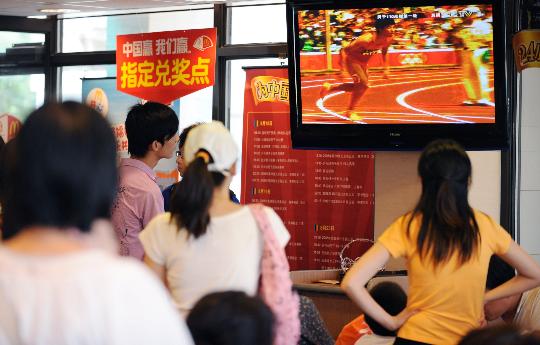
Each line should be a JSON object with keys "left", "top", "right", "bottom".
{"left": 349, "top": 112, "right": 363, "bottom": 121}
{"left": 319, "top": 82, "right": 332, "bottom": 99}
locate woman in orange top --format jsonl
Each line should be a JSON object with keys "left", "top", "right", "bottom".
{"left": 342, "top": 139, "right": 540, "bottom": 345}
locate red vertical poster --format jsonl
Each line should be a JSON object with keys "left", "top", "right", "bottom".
{"left": 241, "top": 66, "right": 375, "bottom": 270}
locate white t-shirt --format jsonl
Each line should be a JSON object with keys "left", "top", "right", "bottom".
{"left": 0, "top": 248, "right": 194, "bottom": 345}
{"left": 514, "top": 286, "right": 540, "bottom": 331}
{"left": 140, "top": 206, "right": 290, "bottom": 316}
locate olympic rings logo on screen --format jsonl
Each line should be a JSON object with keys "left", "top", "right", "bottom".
{"left": 398, "top": 53, "right": 427, "bottom": 65}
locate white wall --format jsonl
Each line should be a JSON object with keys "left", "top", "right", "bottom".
{"left": 518, "top": 68, "right": 540, "bottom": 264}
{"left": 375, "top": 150, "right": 501, "bottom": 270}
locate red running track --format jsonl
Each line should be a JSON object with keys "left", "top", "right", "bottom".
{"left": 300, "top": 66, "right": 495, "bottom": 125}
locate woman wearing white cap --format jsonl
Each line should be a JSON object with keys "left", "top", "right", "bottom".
{"left": 139, "top": 121, "right": 292, "bottom": 317}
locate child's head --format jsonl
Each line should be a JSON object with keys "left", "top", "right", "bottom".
{"left": 365, "top": 281, "right": 407, "bottom": 336}
{"left": 458, "top": 324, "right": 540, "bottom": 345}
{"left": 411, "top": 139, "right": 479, "bottom": 266}
{"left": 186, "top": 291, "right": 274, "bottom": 345}
{"left": 125, "top": 102, "right": 179, "bottom": 158}
{"left": 170, "top": 121, "right": 238, "bottom": 238}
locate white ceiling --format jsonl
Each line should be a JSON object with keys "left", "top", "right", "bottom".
{"left": 0, "top": 0, "right": 270, "bottom": 17}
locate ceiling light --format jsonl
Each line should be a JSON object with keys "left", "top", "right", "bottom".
{"left": 27, "top": 15, "right": 48, "bottom": 19}
{"left": 39, "top": 8, "right": 81, "bottom": 13}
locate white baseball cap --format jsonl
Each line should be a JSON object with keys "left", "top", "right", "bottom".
{"left": 183, "top": 121, "right": 238, "bottom": 176}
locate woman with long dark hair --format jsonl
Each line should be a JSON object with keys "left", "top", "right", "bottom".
{"left": 0, "top": 102, "right": 193, "bottom": 344}
{"left": 342, "top": 139, "right": 540, "bottom": 345}
{"left": 139, "top": 121, "right": 291, "bottom": 315}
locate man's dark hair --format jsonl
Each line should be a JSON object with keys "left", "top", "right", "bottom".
{"left": 365, "top": 281, "right": 407, "bottom": 337}
{"left": 2, "top": 102, "right": 117, "bottom": 239}
{"left": 187, "top": 291, "right": 275, "bottom": 345}
{"left": 486, "top": 255, "right": 516, "bottom": 290}
{"left": 125, "top": 102, "right": 179, "bottom": 158}
{"left": 374, "top": 18, "right": 395, "bottom": 32}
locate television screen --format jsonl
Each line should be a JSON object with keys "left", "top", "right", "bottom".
{"left": 287, "top": 0, "right": 510, "bottom": 150}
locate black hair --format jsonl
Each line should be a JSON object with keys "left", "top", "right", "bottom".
{"left": 374, "top": 18, "right": 395, "bottom": 32}
{"left": 179, "top": 123, "right": 202, "bottom": 150}
{"left": 125, "top": 102, "right": 179, "bottom": 158}
{"left": 458, "top": 324, "right": 540, "bottom": 345}
{"left": 407, "top": 139, "right": 480, "bottom": 267}
{"left": 187, "top": 291, "right": 275, "bottom": 345}
{"left": 170, "top": 150, "right": 225, "bottom": 238}
{"left": 2, "top": 101, "right": 117, "bottom": 239}
{"left": 365, "top": 281, "right": 407, "bottom": 336}
{"left": 486, "top": 255, "right": 516, "bottom": 290}
{"left": 0, "top": 139, "right": 15, "bottom": 204}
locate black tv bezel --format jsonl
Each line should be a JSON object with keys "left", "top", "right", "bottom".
{"left": 287, "top": 0, "right": 510, "bottom": 150}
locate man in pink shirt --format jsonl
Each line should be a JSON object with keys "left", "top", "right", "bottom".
{"left": 111, "top": 102, "right": 179, "bottom": 259}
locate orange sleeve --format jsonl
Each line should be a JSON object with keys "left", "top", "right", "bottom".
{"left": 378, "top": 216, "right": 409, "bottom": 259}
{"left": 490, "top": 222, "right": 513, "bottom": 255}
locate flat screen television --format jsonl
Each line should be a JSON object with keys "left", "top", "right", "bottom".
{"left": 286, "top": 0, "right": 510, "bottom": 150}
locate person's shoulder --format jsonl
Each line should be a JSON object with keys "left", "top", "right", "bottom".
{"left": 100, "top": 253, "right": 163, "bottom": 289}
{"left": 472, "top": 209, "right": 500, "bottom": 228}
{"left": 357, "top": 32, "right": 375, "bottom": 43}
{"left": 145, "top": 212, "right": 174, "bottom": 229}
{"left": 162, "top": 183, "right": 175, "bottom": 196}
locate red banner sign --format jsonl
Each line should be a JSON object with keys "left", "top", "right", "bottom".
{"left": 116, "top": 28, "right": 217, "bottom": 104}
{"left": 241, "top": 67, "right": 375, "bottom": 270}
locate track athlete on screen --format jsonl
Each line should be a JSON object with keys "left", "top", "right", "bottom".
{"left": 320, "top": 18, "right": 396, "bottom": 121}
{"left": 458, "top": 7, "right": 493, "bottom": 106}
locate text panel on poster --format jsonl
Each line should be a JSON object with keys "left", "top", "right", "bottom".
{"left": 241, "top": 67, "right": 375, "bottom": 270}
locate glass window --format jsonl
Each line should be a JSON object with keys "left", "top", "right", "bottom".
{"left": 0, "top": 73, "right": 44, "bottom": 142}
{"left": 0, "top": 31, "right": 45, "bottom": 54}
{"left": 229, "top": 3, "right": 287, "bottom": 44}
{"left": 60, "top": 65, "right": 115, "bottom": 102}
{"left": 61, "top": 8, "right": 214, "bottom": 53}
{"left": 228, "top": 58, "right": 287, "bottom": 198}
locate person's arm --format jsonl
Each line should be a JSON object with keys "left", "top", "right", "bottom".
{"left": 142, "top": 190, "right": 165, "bottom": 228}
{"left": 341, "top": 242, "right": 416, "bottom": 331}
{"left": 143, "top": 254, "right": 168, "bottom": 288}
{"left": 485, "top": 241, "right": 540, "bottom": 302}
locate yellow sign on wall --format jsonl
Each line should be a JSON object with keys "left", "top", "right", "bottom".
{"left": 513, "top": 30, "right": 540, "bottom": 72}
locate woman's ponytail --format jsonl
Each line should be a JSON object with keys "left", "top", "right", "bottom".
{"left": 170, "top": 151, "right": 226, "bottom": 238}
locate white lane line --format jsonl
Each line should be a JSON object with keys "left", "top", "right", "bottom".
{"left": 362, "top": 117, "right": 457, "bottom": 123}
{"left": 304, "top": 111, "right": 427, "bottom": 117}
{"left": 396, "top": 82, "right": 472, "bottom": 123}
{"left": 315, "top": 92, "right": 366, "bottom": 124}
{"left": 454, "top": 115, "right": 495, "bottom": 119}
{"left": 301, "top": 71, "right": 494, "bottom": 84}
{"left": 303, "top": 77, "right": 460, "bottom": 90}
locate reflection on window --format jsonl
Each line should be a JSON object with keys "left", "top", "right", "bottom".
{"left": 229, "top": 4, "right": 287, "bottom": 44}
{"left": 178, "top": 87, "right": 213, "bottom": 132}
{"left": 0, "top": 74, "right": 44, "bottom": 123}
{"left": 61, "top": 65, "right": 115, "bottom": 102}
{"left": 0, "top": 31, "right": 45, "bottom": 55}
{"left": 228, "top": 58, "right": 287, "bottom": 199}
{"left": 61, "top": 9, "right": 214, "bottom": 53}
